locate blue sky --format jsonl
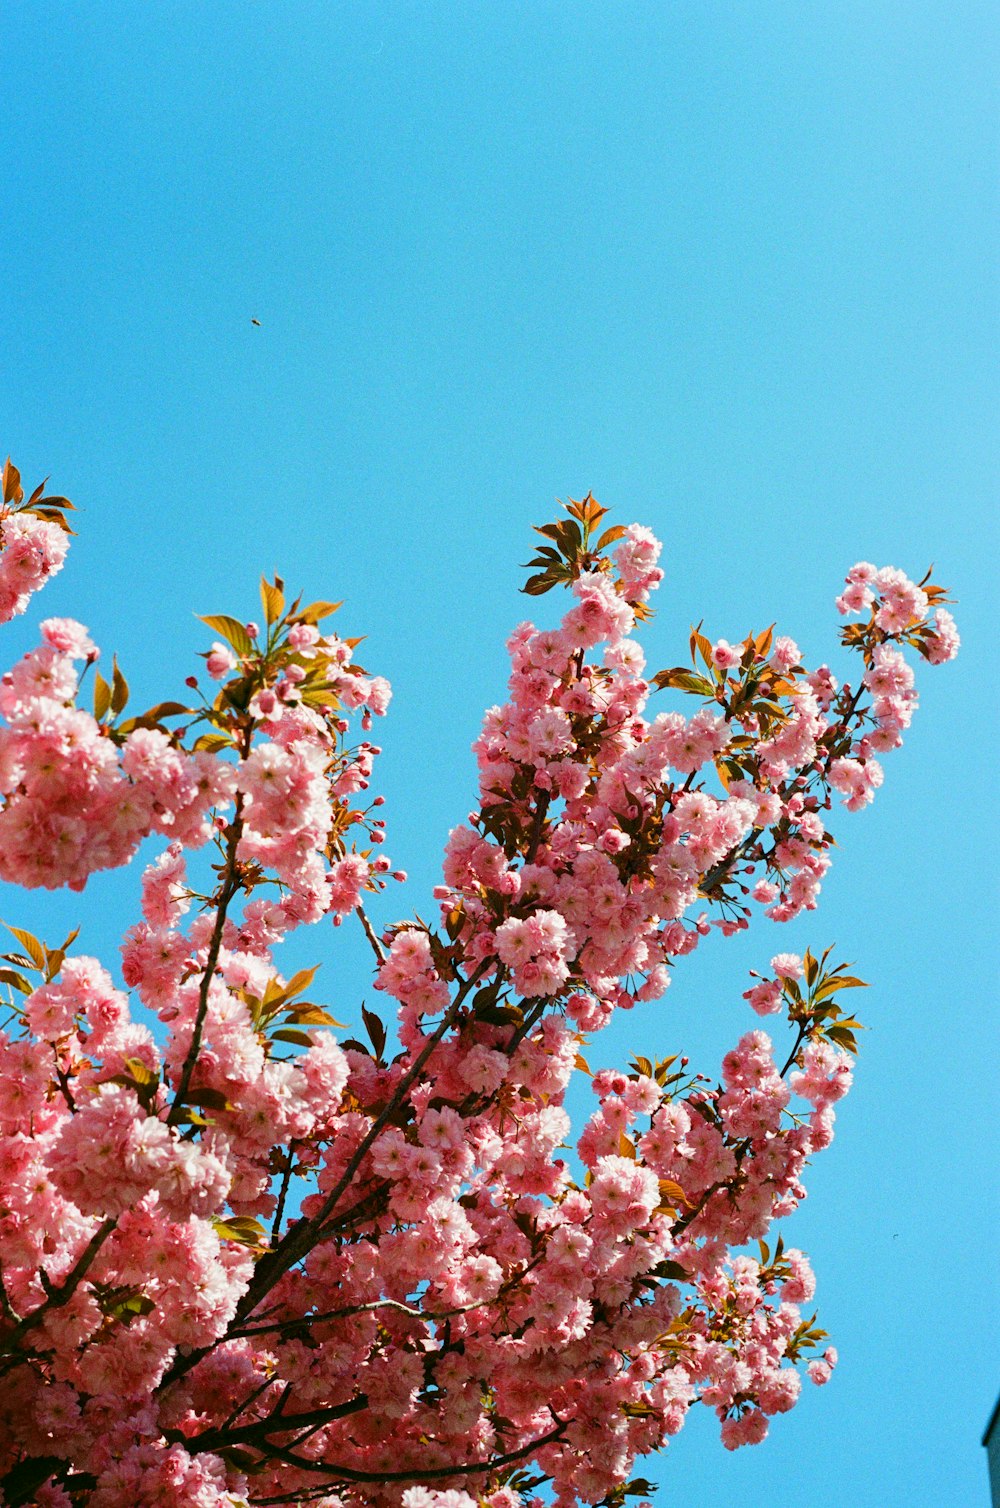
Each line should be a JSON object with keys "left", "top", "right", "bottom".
{"left": 2, "top": 4, "right": 997, "bottom": 1504}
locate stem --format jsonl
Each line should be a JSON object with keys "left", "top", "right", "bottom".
{"left": 236, "top": 962, "right": 490, "bottom": 1316}
{"left": 672, "top": 1016, "right": 813, "bottom": 1241}
{"left": 0, "top": 1218, "right": 115, "bottom": 1364}
{"left": 269, "top": 1144, "right": 297, "bottom": 1247}
{"left": 166, "top": 792, "right": 245, "bottom": 1127}
{"left": 183, "top": 1393, "right": 371, "bottom": 1456}
{"left": 252, "top": 1420, "right": 565, "bottom": 1484}
{"left": 355, "top": 904, "right": 386, "bottom": 963}
{"left": 525, "top": 790, "right": 550, "bottom": 864}
{"left": 779, "top": 1020, "right": 810, "bottom": 1079}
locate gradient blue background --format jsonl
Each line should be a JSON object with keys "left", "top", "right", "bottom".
{"left": 2, "top": 5, "right": 996, "bottom": 1504}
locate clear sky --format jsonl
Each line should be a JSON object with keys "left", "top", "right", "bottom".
{"left": 2, "top": 4, "right": 997, "bottom": 1505}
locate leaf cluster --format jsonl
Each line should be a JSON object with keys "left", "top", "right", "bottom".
{"left": 0, "top": 922, "right": 80, "bottom": 998}
{"left": 652, "top": 622, "right": 803, "bottom": 791}
{"left": 522, "top": 493, "right": 626, "bottom": 596}
{"left": 191, "top": 586, "right": 350, "bottom": 754}
{"left": 837, "top": 565, "right": 955, "bottom": 667}
{"left": 783, "top": 947, "right": 868, "bottom": 1056}
{"left": 1, "top": 457, "right": 76, "bottom": 534}
{"left": 212, "top": 1214, "right": 269, "bottom": 1252}
{"left": 243, "top": 966, "right": 344, "bottom": 1047}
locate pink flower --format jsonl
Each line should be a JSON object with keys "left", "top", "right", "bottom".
{"left": 744, "top": 978, "right": 783, "bottom": 1015}
{"left": 205, "top": 641, "right": 237, "bottom": 679}
{"left": 721, "top": 1407, "right": 769, "bottom": 1449}
{"left": 807, "top": 1348, "right": 837, "bottom": 1385}
{"left": 40, "top": 617, "right": 97, "bottom": 658}
{"left": 771, "top": 635, "right": 801, "bottom": 672}
{"left": 288, "top": 622, "right": 320, "bottom": 652}
{"left": 770, "top": 953, "right": 803, "bottom": 981}
{"left": 614, "top": 522, "right": 664, "bottom": 602}
{"left": 829, "top": 755, "right": 884, "bottom": 812}
{"left": 711, "top": 639, "right": 742, "bottom": 670}
{"left": 922, "top": 606, "right": 960, "bottom": 664}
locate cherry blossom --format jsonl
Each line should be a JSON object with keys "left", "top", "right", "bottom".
{"left": 0, "top": 474, "right": 958, "bottom": 1508}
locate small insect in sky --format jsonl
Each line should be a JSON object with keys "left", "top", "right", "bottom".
{"left": 251, "top": 318, "right": 261, "bottom": 327}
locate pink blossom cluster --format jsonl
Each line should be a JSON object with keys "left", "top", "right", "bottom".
{"left": 836, "top": 560, "right": 960, "bottom": 664}
{"left": 0, "top": 623, "right": 231, "bottom": 890}
{"left": 0, "top": 510, "right": 69, "bottom": 623}
{"left": 0, "top": 477, "right": 959, "bottom": 1508}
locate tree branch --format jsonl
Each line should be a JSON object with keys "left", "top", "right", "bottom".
{"left": 355, "top": 904, "right": 386, "bottom": 964}
{"left": 0, "top": 1218, "right": 115, "bottom": 1363}
{"left": 254, "top": 1420, "right": 565, "bottom": 1483}
{"left": 167, "top": 792, "right": 245, "bottom": 1127}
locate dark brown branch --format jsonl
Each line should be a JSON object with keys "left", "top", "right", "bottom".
{"left": 183, "top": 1392, "right": 370, "bottom": 1455}
{"left": 525, "top": 790, "right": 550, "bottom": 864}
{"left": 161, "top": 960, "right": 493, "bottom": 1392}
{"left": 270, "top": 1144, "right": 297, "bottom": 1247}
{"left": 254, "top": 1421, "right": 565, "bottom": 1483}
{"left": 0, "top": 1218, "right": 115, "bottom": 1364}
{"left": 167, "top": 791, "right": 246, "bottom": 1127}
{"left": 230, "top": 958, "right": 491, "bottom": 1324}
{"left": 355, "top": 904, "right": 386, "bottom": 964}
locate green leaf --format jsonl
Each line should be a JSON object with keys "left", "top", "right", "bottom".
{"left": 475, "top": 1002, "right": 524, "bottom": 1026}
{"left": 212, "top": 1215, "right": 267, "bottom": 1248}
{"left": 651, "top": 667, "right": 714, "bottom": 696}
{"left": 285, "top": 1004, "right": 344, "bottom": 1026}
{"left": 295, "top": 599, "right": 343, "bottom": 625}
{"left": 124, "top": 1057, "right": 157, "bottom": 1086}
{"left": 135, "top": 700, "right": 191, "bottom": 724}
{"left": 44, "top": 950, "right": 66, "bottom": 981}
{"left": 111, "top": 656, "right": 129, "bottom": 715}
{"left": 271, "top": 1027, "right": 316, "bottom": 1047}
{"left": 2, "top": 458, "right": 22, "bottom": 504}
{"left": 299, "top": 685, "right": 341, "bottom": 708}
{"left": 755, "top": 624, "right": 776, "bottom": 658}
{"left": 825, "top": 1025, "right": 859, "bottom": 1053}
{"left": 285, "top": 965, "right": 319, "bottom": 997}
{"left": 596, "top": 524, "right": 628, "bottom": 550}
{"left": 198, "top": 614, "right": 253, "bottom": 657}
{"left": 93, "top": 670, "right": 112, "bottom": 721}
{"left": 652, "top": 1259, "right": 689, "bottom": 1282}
{"left": 99, "top": 1288, "right": 155, "bottom": 1321}
{"left": 260, "top": 574, "right": 285, "bottom": 625}
{"left": 0, "top": 967, "right": 33, "bottom": 994}
{"left": 657, "top": 1178, "right": 691, "bottom": 1208}
{"left": 29, "top": 506, "right": 75, "bottom": 534}
{"left": 690, "top": 626, "right": 714, "bottom": 670}
{"left": 186, "top": 1086, "right": 233, "bottom": 1111}
{"left": 4, "top": 925, "right": 45, "bottom": 970}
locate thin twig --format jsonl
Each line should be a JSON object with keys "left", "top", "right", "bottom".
{"left": 0, "top": 1218, "right": 115, "bottom": 1363}
{"left": 253, "top": 1420, "right": 565, "bottom": 1483}
{"left": 355, "top": 904, "right": 386, "bottom": 964}
{"left": 231, "top": 958, "right": 491, "bottom": 1324}
{"left": 167, "top": 792, "right": 245, "bottom": 1127}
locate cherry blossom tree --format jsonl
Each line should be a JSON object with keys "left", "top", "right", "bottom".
{"left": 0, "top": 461, "right": 959, "bottom": 1508}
